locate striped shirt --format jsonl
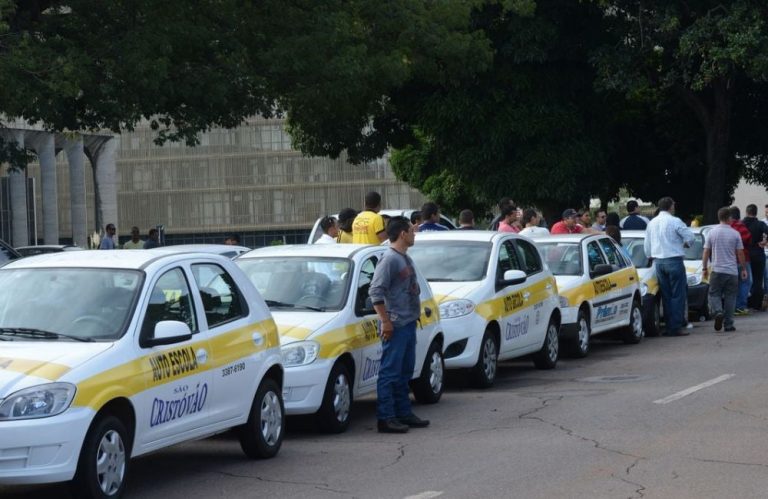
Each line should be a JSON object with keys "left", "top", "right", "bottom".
{"left": 704, "top": 224, "right": 743, "bottom": 275}
{"left": 643, "top": 211, "right": 694, "bottom": 259}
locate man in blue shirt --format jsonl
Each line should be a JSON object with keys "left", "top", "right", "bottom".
{"left": 418, "top": 202, "right": 449, "bottom": 232}
{"left": 99, "top": 224, "right": 116, "bottom": 249}
{"left": 620, "top": 200, "right": 650, "bottom": 230}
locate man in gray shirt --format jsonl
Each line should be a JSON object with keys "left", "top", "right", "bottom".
{"left": 369, "top": 216, "right": 429, "bottom": 434}
{"left": 703, "top": 207, "right": 748, "bottom": 332}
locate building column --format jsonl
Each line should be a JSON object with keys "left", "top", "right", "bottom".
{"left": 28, "top": 133, "right": 59, "bottom": 244}
{"left": 84, "top": 136, "right": 118, "bottom": 235}
{"left": 65, "top": 138, "right": 88, "bottom": 248}
{"left": 6, "top": 130, "right": 29, "bottom": 247}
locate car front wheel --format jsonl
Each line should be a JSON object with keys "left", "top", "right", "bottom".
{"left": 72, "top": 415, "right": 131, "bottom": 499}
{"left": 622, "top": 301, "right": 644, "bottom": 344}
{"left": 316, "top": 362, "right": 352, "bottom": 433}
{"left": 567, "top": 309, "right": 591, "bottom": 358}
{"left": 470, "top": 329, "right": 498, "bottom": 388}
{"left": 532, "top": 317, "right": 559, "bottom": 369}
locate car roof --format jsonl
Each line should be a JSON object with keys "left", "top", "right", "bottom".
{"left": 2, "top": 249, "right": 225, "bottom": 270}
{"left": 151, "top": 244, "right": 251, "bottom": 254}
{"left": 529, "top": 234, "right": 597, "bottom": 243}
{"left": 415, "top": 230, "right": 502, "bottom": 243}
{"left": 15, "top": 244, "right": 81, "bottom": 250}
{"left": 620, "top": 230, "right": 647, "bottom": 238}
{"left": 239, "top": 243, "right": 376, "bottom": 259}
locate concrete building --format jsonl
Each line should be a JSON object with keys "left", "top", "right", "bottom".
{"left": 1, "top": 117, "right": 425, "bottom": 248}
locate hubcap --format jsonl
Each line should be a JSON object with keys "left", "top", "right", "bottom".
{"left": 482, "top": 337, "right": 497, "bottom": 381}
{"left": 332, "top": 373, "right": 351, "bottom": 423}
{"left": 578, "top": 317, "right": 589, "bottom": 352}
{"left": 260, "top": 390, "right": 283, "bottom": 446}
{"left": 95, "top": 429, "right": 125, "bottom": 496}
{"left": 547, "top": 324, "right": 559, "bottom": 361}
{"left": 632, "top": 306, "right": 643, "bottom": 337}
{"left": 429, "top": 351, "right": 443, "bottom": 394}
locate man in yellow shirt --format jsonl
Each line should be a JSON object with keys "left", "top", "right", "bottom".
{"left": 353, "top": 192, "right": 387, "bottom": 244}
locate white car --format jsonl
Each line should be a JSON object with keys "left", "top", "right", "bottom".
{"left": 408, "top": 231, "right": 561, "bottom": 388}
{"left": 532, "top": 234, "right": 643, "bottom": 357}
{"left": 0, "top": 250, "right": 283, "bottom": 498}
{"left": 151, "top": 243, "right": 251, "bottom": 259}
{"left": 236, "top": 244, "right": 445, "bottom": 433}
{"left": 622, "top": 231, "right": 662, "bottom": 336}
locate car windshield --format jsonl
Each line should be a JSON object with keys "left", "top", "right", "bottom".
{"left": 536, "top": 242, "right": 582, "bottom": 276}
{"left": 409, "top": 242, "right": 491, "bottom": 282}
{"left": 684, "top": 233, "right": 705, "bottom": 260}
{"left": 623, "top": 238, "right": 651, "bottom": 268}
{"left": 236, "top": 257, "right": 351, "bottom": 311}
{"left": 0, "top": 268, "right": 142, "bottom": 341}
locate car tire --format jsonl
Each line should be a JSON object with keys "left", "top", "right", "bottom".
{"left": 622, "top": 300, "right": 644, "bottom": 344}
{"left": 315, "top": 362, "right": 352, "bottom": 433}
{"left": 532, "top": 317, "right": 559, "bottom": 369}
{"left": 470, "top": 328, "right": 498, "bottom": 388}
{"left": 698, "top": 301, "right": 711, "bottom": 322}
{"left": 71, "top": 415, "right": 131, "bottom": 499}
{"left": 239, "top": 377, "right": 284, "bottom": 459}
{"left": 645, "top": 297, "right": 661, "bottom": 337}
{"left": 567, "top": 309, "right": 591, "bottom": 358}
{"left": 410, "top": 340, "right": 444, "bottom": 404}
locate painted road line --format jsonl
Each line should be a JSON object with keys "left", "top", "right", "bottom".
{"left": 403, "top": 491, "right": 444, "bottom": 499}
{"left": 653, "top": 374, "right": 735, "bottom": 404}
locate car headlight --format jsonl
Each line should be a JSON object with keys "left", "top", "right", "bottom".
{"left": 558, "top": 295, "right": 570, "bottom": 308}
{"left": 281, "top": 341, "right": 320, "bottom": 367}
{"left": 640, "top": 283, "right": 648, "bottom": 296}
{"left": 439, "top": 299, "right": 475, "bottom": 319}
{"left": 0, "top": 383, "right": 76, "bottom": 420}
{"left": 687, "top": 273, "right": 702, "bottom": 286}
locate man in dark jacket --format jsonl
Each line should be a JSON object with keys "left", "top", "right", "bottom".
{"left": 741, "top": 204, "right": 768, "bottom": 310}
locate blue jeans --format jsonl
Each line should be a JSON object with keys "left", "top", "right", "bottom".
{"left": 376, "top": 321, "right": 416, "bottom": 421}
{"left": 737, "top": 263, "right": 752, "bottom": 310}
{"left": 656, "top": 257, "right": 687, "bottom": 333}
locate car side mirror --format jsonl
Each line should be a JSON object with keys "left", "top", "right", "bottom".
{"left": 590, "top": 263, "right": 614, "bottom": 278}
{"left": 498, "top": 269, "right": 527, "bottom": 287}
{"left": 143, "top": 320, "right": 193, "bottom": 347}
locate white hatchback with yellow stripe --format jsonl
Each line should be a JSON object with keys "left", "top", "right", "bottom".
{"left": 236, "top": 244, "right": 444, "bottom": 433}
{"left": 408, "top": 231, "right": 561, "bottom": 388}
{"left": 0, "top": 250, "right": 283, "bottom": 498}
{"left": 532, "top": 234, "right": 644, "bottom": 358}
{"left": 622, "top": 230, "right": 663, "bottom": 336}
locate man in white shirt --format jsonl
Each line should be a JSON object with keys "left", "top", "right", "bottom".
{"left": 316, "top": 216, "right": 339, "bottom": 244}
{"left": 644, "top": 197, "right": 695, "bottom": 336}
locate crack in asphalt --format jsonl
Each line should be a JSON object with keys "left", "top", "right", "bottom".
{"left": 380, "top": 442, "right": 407, "bottom": 469}
{"left": 610, "top": 474, "right": 646, "bottom": 499}
{"left": 692, "top": 457, "right": 768, "bottom": 469}
{"left": 722, "top": 404, "right": 768, "bottom": 422}
{"left": 195, "top": 468, "right": 338, "bottom": 489}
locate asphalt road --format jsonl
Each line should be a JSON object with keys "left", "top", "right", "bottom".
{"left": 5, "top": 313, "right": 768, "bottom": 499}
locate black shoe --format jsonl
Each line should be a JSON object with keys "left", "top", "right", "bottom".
{"left": 724, "top": 326, "right": 736, "bottom": 332}
{"left": 714, "top": 313, "right": 724, "bottom": 331}
{"left": 378, "top": 419, "right": 409, "bottom": 433}
{"left": 398, "top": 414, "right": 430, "bottom": 428}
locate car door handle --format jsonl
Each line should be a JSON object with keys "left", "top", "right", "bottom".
{"left": 629, "top": 276, "right": 635, "bottom": 281}
{"left": 523, "top": 292, "right": 531, "bottom": 300}
{"left": 196, "top": 348, "right": 209, "bottom": 365}
{"left": 424, "top": 307, "right": 432, "bottom": 318}
{"left": 610, "top": 283, "right": 617, "bottom": 288}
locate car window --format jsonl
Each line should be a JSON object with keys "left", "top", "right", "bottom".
{"left": 586, "top": 241, "right": 606, "bottom": 272}
{"left": 191, "top": 264, "right": 247, "bottom": 328}
{"left": 537, "top": 242, "right": 582, "bottom": 276}
{"left": 142, "top": 268, "right": 197, "bottom": 338}
{"left": 409, "top": 241, "right": 491, "bottom": 281}
{"left": 357, "top": 257, "right": 378, "bottom": 314}
{"left": 0, "top": 241, "right": 19, "bottom": 264}
{"left": 497, "top": 241, "right": 522, "bottom": 279}
{"left": 684, "top": 233, "right": 704, "bottom": 260}
{"left": 598, "top": 238, "right": 625, "bottom": 268}
{"left": 623, "top": 238, "right": 649, "bottom": 268}
{"left": 514, "top": 239, "right": 543, "bottom": 275}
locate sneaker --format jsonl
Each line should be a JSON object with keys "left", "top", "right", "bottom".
{"left": 734, "top": 309, "right": 750, "bottom": 316}
{"left": 377, "top": 419, "right": 409, "bottom": 433}
{"left": 714, "top": 313, "right": 724, "bottom": 331}
{"left": 398, "top": 414, "right": 430, "bottom": 428}
{"left": 724, "top": 326, "right": 736, "bottom": 332}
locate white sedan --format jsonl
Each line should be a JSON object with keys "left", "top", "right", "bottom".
{"left": 0, "top": 250, "right": 283, "bottom": 498}
{"left": 236, "top": 244, "right": 445, "bottom": 433}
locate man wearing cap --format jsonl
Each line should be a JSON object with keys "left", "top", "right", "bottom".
{"left": 551, "top": 209, "right": 600, "bottom": 234}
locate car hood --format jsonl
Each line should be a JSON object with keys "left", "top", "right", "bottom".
{"left": 552, "top": 275, "right": 583, "bottom": 292}
{"left": 273, "top": 311, "right": 337, "bottom": 345}
{"left": 0, "top": 342, "right": 114, "bottom": 398}
{"left": 429, "top": 282, "right": 481, "bottom": 304}
{"left": 685, "top": 260, "right": 703, "bottom": 275}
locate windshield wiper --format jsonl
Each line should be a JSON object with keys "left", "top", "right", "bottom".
{"left": 0, "top": 327, "right": 93, "bottom": 342}
{"left": 427, "top": 278, "right": 457, "bottom": 282}
{"left": 291, "top": 304, "right": 326, "bottom": 312}
{"left": 265, "top": 299, "right": 296, "bottom": 308}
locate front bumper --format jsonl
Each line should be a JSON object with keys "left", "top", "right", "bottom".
{"left": 441, "top": 313, "right": 489, "bottom": 369}
{"left": 282, "top": 359, "right": 334, "bottom": 416}
{"left": 687, "top": 283, "right": 709, "bottom": 312}
{"left": 0, "top": 406, "right": 93, "bottom": 485}
{"left": 557, "top": 306, "right": 580, "bottom": 339}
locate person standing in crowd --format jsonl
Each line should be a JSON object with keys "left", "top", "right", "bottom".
{"left": 143, "top": 228, "right": 161, "bottom": 249}
{"left": 418, "top": 202, "right": 449, "bottom": 231}
{"left": 99, "top": 224, "right": 117, "bottom": 249}
{"left": 728, "top": 207, "right": 752, "bottom": 315}
{"left": 316, "top": 216, "right": 339, "bottom": 244}
{"left": 551, "top": 209, "right": 585, "bottom": 234}
{"left": 741, "top": 204, "right": 768, "bottom": 310}
{"left": 224, "top": 233, "right": 241, "bottom": 245}
{"left": 497, "top": 205, "right": 521, "bottom": 233}
{"left": 519, "top": 209, "right": 549, "bottom": 236}
{"left": 578, "top": 210, "right": 592, "bottom": 229}
{"left": 352, "top": 191, "right": 387, "bottom": 244}
{"left": 122, "top": 226, "right": 144, "bottom": 249}
{"left": 704, "top": 207, "right": 748, "bottom": 332}
{"left": 488, "top": 197, "right": 514, "bottom": 230}
{"left": 409, "top": 211, "right": 423, "bottom": 231}
{"left": 336, "top": 208, "right": 357, "bottom": 243}
{"left": 644, "top": 197, "right": 694, "bottom": 336}
{"left": 458, "top": 209, "right": 476, "bottom": 229}
{"left": 592, "top": 210, "right": 607, "bottom": 231}
{"left": 605, "top": 225, "right": 631, "bottom": 259}
{"left": 620, "top": 200, "right": 650, "bottom": 230}
{"left": 369, "top": 217, "right": 429, "bottom": 434}
{"left": 606, "top": 212, "right": 621, "bottom": 228}
{"left": 763, "top": 204, "right": 768, "bottom": 310}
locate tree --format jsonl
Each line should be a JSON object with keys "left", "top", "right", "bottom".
{"left": 593, "top": 1, "right": 768, "bottom": 222}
